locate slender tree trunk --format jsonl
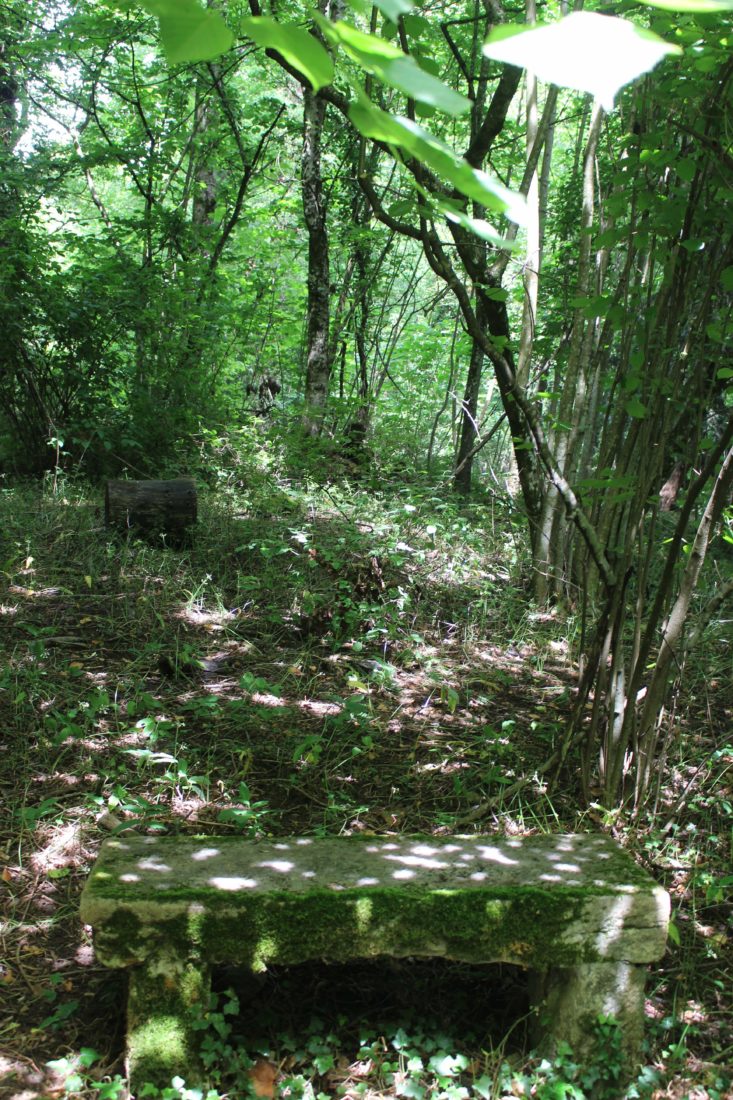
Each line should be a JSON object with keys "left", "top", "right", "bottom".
{"left": 454, "top": 332, "right": 483, "bottom": 494}
{"left": 301, "top": 85, "right": 330, "bottom": 437}
{"left": 516, "top": 0, "right": 541, "bottom": 391}
{"left": 534, "top": 99, "right": 603, "bottom": 602}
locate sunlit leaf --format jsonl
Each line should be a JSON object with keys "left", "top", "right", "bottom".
{"left": 436, "top": 201, "right": 520, "bottom": 249}
{"left": 321, "top": 19, "right": 470, "bottom": 115}
{"left": 318, "top": 19, "right": 404, "bottom": 60}
{"left": 373, "top": 0, "right": 414, "bottom": 21}
{"left": 348, "top": 99, "right": 526, "bottom": 223}
{"left": 483, "top": 13, "right": 681, "bottom": 110}
{"left": 377, "top": 56, "right": 470, "bottom": 114}
{"left": 348, "top": 98, "right": 408, "bottom": 143}
{"left": 132, "top": 0, "right": 234, "bottom": 62}
{"left": 640, "top": 0, "right": 733, "bottom": 10}
{"left": 241, "top": 17, "right": 334, "bottom": 90}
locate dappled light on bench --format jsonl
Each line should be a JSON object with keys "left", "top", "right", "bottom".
{"left": 81, "top": 832, "right": 669, "bottom": 1091}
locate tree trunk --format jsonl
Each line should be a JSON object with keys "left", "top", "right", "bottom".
{"left": 301, "top": 85, "right": 330, "bottom": 437}
{"left": 454, "top": 336, "right": 483, "bottom": 494}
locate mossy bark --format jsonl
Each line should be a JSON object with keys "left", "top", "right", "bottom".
{"left": 127, "top": 954, "right": 210, "bottom": 1092}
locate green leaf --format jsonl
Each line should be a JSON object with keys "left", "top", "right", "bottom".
{"left": 348, "top": 98, "right": 408, "bottom": 143}
{"left": 483, "top": 12, "right": 681, "bottom": 110}
{"left": 241, "top": 17, "right": 334, "bottom": 90}
{"left": 378, "top": 56, "right": 470, "bottom": 115}
{"left": 372, "top": 0, "right": 414, "bottom": 22}
{"left": 625, "top": 397, "right": 648, "bottom": 419}
{"left": 342, "top": 0, "right": 414, "bottom": 20}
{"left": 321, "top": 20, "right": 469, "bottom": 115}
{"left": 388, "top": 198, "right": 416, "bottom": 218}
{"left": 341, "top": 0, "right": 371, "bottom": 16}
{"left": 348, "top": 100, "right": 526, "bottom": 223}
{"left": 436, "top": 200, "right": 520, "bottom": 248}
{"left": 640, "top": 0, "right": 733, "bottom": 10}
{"left": 720, "top": 266, "right": 733, "bottom": 290}
{"left": 133, "top": 0, "right": 233, "bottom": 63}
{"left": 675, "top": 157, "right": 697, "bottom": 182}
{"left": 318, "top": 19, "right": 404, "bottom": 60}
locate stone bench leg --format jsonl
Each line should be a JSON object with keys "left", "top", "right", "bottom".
{"left": 127, "top": 954, "right": 210, "bottom": 1092}
{"left": 531, "top": 961, "right": 647, "bottom": 1066}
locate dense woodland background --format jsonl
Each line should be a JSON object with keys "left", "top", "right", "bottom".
{"left": 1, "top": 1, "right": 732, "bottom": 1098}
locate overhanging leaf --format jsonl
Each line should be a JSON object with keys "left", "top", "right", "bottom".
{"left": 158, "top": 12, "right": 233, "bottom": 63}
{"left": 373, "top": 0, "right": 414, "bottom": 22}
{"left": 321, "top": 19, "right": 470, "bottom": 115}
{"left": 317, "top": 19, "right": 404, "bottom": 60}
{"left": 437, "top": 201, "right": 520, "bottom": 249}
{"left": 640, "top": 0, "right": 733, "bottom": 9}
{"left": 131, "top": 0, "right": 234, "bottom": 62}
{"left": 378, "top": 56, "right": 471, "bottom": 115}
{"left": 348, "top": 99, "right": 526, "bottom": 223}
{"left": 483, "top": 12, "right": 681, "bottom": 110}
{"left": 241, "top": 17, "right": 334, "bottom": 91}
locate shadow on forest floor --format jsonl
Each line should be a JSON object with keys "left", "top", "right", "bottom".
{"left": 0, "top": 479, "right": 731, "bottom": 1099}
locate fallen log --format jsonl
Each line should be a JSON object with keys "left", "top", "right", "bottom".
{"left": 104, "top": 477, "right": 197, "bottom": 541}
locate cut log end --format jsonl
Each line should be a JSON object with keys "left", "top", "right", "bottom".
{"left": 105, "top": 478, "right": 197, "bottom": 542}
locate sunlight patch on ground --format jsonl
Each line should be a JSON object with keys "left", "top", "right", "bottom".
{"left": 30, "top": 821, "right": 83, "bottom": 874}
{"left": 176, "top": 606, "right": 242, "bottom": 631}
{"left": 412, "top": 759, "right": 471, "bottom": 776}
{"left": 298, "top": 698, "right": 342, "bottom": 717}
{"left": 252, "top": 692, "right": 288, "bottom": 708}
{"left": 8, "top": 585, "right": 63, "bottom": 599}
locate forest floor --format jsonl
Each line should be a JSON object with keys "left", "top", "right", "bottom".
{"left": 1, "top": 470, "right": 732, "bottom": 1100}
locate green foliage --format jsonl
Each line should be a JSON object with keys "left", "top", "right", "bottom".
{"left": 118, "top": 0, "right": 234, "bottom": 63}
{"left": 315, "top": 17, "right": 470, "bottom": 115}
{"left": 47, "top": 1048, "right": 127, "bottom": 1098}
{"left": 241, "top": 17, "right": 334, "bottom": 91}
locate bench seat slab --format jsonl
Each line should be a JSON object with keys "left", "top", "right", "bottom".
{"left": 81, "top": 833, "right": 669, "bottom": 1089}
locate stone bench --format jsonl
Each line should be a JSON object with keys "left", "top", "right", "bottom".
{"left": 80, "top": 833, "right": 670, "bottom": 1090}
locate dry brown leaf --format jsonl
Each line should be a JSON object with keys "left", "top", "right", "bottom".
{"left": 248, "top": 1058, "right": 278, "bottom": 1098}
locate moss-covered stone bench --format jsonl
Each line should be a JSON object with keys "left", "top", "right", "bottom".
{"left": 80, "top": 833, "right": 669, "bottom": 1090}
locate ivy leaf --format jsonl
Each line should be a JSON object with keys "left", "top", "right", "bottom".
{"left": 131, "top": 0, "right": 234, "bottom": 63}
{"left": 483, "top": 13, "right": 681, "bottom": 111}
{"left": 241, "top": 17, "right": 334, "bottom": 91}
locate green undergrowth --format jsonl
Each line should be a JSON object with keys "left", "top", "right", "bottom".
{"left": 45, "top": 978, "right": 733, "bottom": 1100}
{"left": 1, "top": 438, "right": 732, "bottom": 1099}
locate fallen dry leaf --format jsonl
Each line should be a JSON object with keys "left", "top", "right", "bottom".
{"left": 248, "top": 1058, "right": 278, "bottom": 1098}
